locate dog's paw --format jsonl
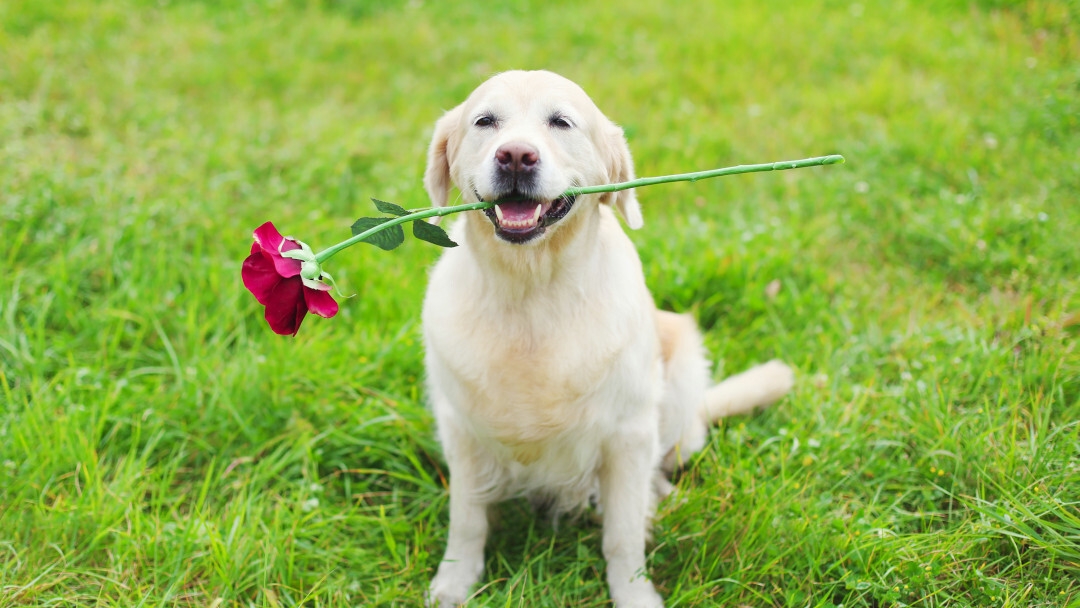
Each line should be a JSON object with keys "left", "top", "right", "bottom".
{"left": 427, "top": 559, "right": 483, "bottom": 607}
{"left": 426, "top": 582, "right": 468, "bottom": 608}
{"left": 609, "top": 578, "right": 665, "bottom": 608}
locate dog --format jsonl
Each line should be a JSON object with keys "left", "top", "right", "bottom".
{"left": 421, "top": 70, "right": 794, "bottom": 607}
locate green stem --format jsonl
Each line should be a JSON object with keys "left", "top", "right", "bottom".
{"left": 313, "top": 154, "right": 844, "bottom": 263}
{"left": 564, "top": 154, "right": 845, "bottom": 197}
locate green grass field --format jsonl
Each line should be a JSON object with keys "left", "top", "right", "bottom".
{"left": 2, "top": 0, "right": 1078, "bottom": 605}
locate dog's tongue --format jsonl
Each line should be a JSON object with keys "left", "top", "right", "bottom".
{"left": 495, "top": 200, "right": 549, "bottom": 230}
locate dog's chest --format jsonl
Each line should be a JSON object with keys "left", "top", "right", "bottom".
{"left": 437, "top": 306, "right": 623, "bottom": 445}
{"left": 423, "top": 221, "right": 660, "bottom": 456}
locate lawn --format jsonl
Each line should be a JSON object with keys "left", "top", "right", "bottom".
{"left": 1, "top": 0, "right": 1078, "bottom": 606}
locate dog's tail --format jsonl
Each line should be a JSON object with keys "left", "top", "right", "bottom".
{"left": 701, "top": 360, "right": 794, "bottom": 422}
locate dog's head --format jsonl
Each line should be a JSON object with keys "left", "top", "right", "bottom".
{"left": 424, "top": 70, "right": 642, "bottom": 245}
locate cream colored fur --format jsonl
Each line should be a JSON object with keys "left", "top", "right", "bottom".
{"left": 421, "top": 70, "right": 794, "bottom": 608}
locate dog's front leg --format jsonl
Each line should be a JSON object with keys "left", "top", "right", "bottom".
{"left": 600, "top": 424, "right": 665, "bottom": 608}
{"left": 428, "top": 445, "right": 490, "bottom": 607}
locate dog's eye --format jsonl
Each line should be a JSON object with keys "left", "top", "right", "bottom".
{"left": 549, "top": 115, "right": 573, "bottom": 129}
{"left": 474, "top": 114, "right": 496, "bottom": 128}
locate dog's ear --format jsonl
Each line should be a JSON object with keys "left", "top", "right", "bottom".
{"left": 424, "top": 104, "right": 464, "bottom": 215}
{"left": 599, "top": 122, "right": 643, "bottom": 229}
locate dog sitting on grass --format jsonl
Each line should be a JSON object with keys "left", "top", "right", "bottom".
{"left": 421, "top": 70, "right": 794, "bottom": 607}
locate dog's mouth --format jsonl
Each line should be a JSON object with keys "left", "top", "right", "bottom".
{"left": 477, "top": 190, "right": 576, "bottom": 244}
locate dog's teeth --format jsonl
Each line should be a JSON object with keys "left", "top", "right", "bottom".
{"left": 533, "top": 204, "right": 542, "bottom": 223}
{"left": 494, "top": 205, "right": 505, "bottom": 224}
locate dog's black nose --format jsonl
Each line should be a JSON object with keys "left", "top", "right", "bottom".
{"left": 495, "top": 142, "right": 539, "bottom": 174}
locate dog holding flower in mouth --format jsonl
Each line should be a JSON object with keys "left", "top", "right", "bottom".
{"left": 421, "top": 70, "right": 794, "bottom": 607}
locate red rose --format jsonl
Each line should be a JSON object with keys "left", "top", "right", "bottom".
{"left": 242, "top": 221, "right": 338, "bottom": 335}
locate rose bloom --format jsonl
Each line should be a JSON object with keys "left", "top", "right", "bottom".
{"left": 242, "top": 221, "right": 338, "bottom": 335}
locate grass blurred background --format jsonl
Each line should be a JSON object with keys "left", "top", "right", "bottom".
{"left": 1, "top": 0, "right": 1078, "bottom": 605}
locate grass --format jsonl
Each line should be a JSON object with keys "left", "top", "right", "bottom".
{"left": 1, "top": 0, "right": 1078, "bottom": 605}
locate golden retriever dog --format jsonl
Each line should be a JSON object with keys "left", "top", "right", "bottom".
{"left": 421, "top": 70, "right": 794, "bottom": 607}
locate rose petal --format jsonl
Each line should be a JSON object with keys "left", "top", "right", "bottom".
{"left": 241, "top": 250, "right": 283, "bottom": 305}
{"left": 275, "top": 260, "right": 301, "bottom": 280}
{"left": 280, "top": 238, "right": 301, "bottom": 253}
{"left": 304, "top": 285, "right": 339, "bottom": 319}
{"left": 252, "top": 221, "right": 303, "bottom": 278}
{"left": 270, "top": 247, "right": 303, "bottom": 279}
{"left": 263, "top": 276, "right": 307, "bottom": 335}
{"left": 252, "top": 221, "right": 286, "bottom": 252}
